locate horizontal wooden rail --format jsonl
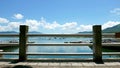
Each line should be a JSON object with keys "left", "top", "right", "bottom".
{"left": 0, "top": 52, "right": 92, "bottom": 56}
{"left": 0, "top": 33, "right": 115, "bottom": 38}
{"left": 27, "top": 53, "right": 93, "bottom": 56}
{"left": 102, "top": 43, "right": 120, "bottom": 46}
{"left": 0, "top": 43, "right": 19, "bottom": 46}
{"left": 27, "top": 52, "right": 120, "bottom": 56}
{"left": 28, "top": 43, "right": 120, "bottom": 46}
{"left": 103, "top": 52, "right": 120, "bottom": 55}
{"left": 27, "top": 34, "right": 93, "bottom": 37}
{"left": 0, "top": 34, "right": 19, "bottom": 37}
{"left": 0, "top": 52, "right": 120, "bottom": 55}
{"left": 1, "top": 43, "right": 120, "bottom": 46}
{"left": 0, "top": 52, "right": 19, "bottom": 55}
{"left": 27, "top": 43, "right": 92, "bottom": 46}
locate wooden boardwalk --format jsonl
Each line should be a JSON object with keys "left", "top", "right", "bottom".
{"left": 0, "top": 61, "right": 120, "bottom": 68}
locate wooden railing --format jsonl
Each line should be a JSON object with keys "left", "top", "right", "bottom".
{"left": 0, "top": 25, "right": 120, "bottom": 63}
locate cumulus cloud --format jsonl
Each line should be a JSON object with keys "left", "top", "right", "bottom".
{"left": 0, "top": 17, "right": 9, "bottom": 23}
{"left": 39, "top": 18, "right": 78, "bottom": 31}
{"left": 102, "top": 21, "right": 120, "bottom": 29}
{"left": 0, "top": 25, "right": 6, "bottom": 31}
{"left": 1, "top": 15, "right": 120, "bottom": 33}
{"left": 110, "top": 8, "right": 120, "bottom": 15}
{"left": 76, "top": 25, "right": 92, "bottom": 32}
{"left": 8, "top": 22, "right": 21, "bottom": 29}
{"left": 39, "top": 17, "right": 60, "bottom": 29}
{"left": 61, "top": 22, "right": 77, "bottom": 30}
{"left": 25, "top": 19, "right": 40, "bottom": 31}
{"left": 43, "top": 21, "right": 60, "bottom": 29}
{"left": 13, "top": 13, "right": 24, "bottom": 19}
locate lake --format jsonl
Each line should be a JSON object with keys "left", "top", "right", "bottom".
{"left": 0, "top": 36, "right": 120, "bottom": 59}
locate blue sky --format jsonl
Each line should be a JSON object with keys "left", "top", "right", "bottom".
{"left": 0, "top": 0, "right": 120, "bottom": 33}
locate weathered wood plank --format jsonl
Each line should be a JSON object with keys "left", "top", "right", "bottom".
{"left": 0, "top": 33, "right": 115, "bottom": 38}
{"left": 49, "top": 63, "right": 60, "bottom": 66}
{"left": 1, "top": 43, "right": 120, "bottom": 47}
{"left": 71, "top": 63, "right": 83, "bottom": 66}
{"left": 0, "top": 52, "right": 120, "bottom": 55}
{"left": 37, "top": 63, "right": 49, "bottom": 66}
{"left": 0, "top": 52, "right": 19, "bottom": 55}
{"left": 27, "top": 43, "right": 92, "bottom": 46}
{"left": 60, "top": 63, "right": 72, "bottom": 66}
{"left": 0, "top": 62, "right": 120, "bottom": 68}
{"left": 27, "top": 52, "right": 93, "bottom": 56}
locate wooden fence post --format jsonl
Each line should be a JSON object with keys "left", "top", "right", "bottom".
{"left": 19, "top": 25, "right": 28, "bottom": 61}
{"left": 93, "top": 25, "right": 103, "bottom": 63}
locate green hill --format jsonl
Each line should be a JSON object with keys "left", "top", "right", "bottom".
{"left": 103, "top": 24, "right": 120, "bottom": 33}
{"left": 78, "top": 24, "right": 120, "bottom": 33}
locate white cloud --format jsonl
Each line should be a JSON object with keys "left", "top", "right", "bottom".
{"left": 0, "top": 17, "right": 9, "bottom": 23}
{"left": 13, "top": 13, "right": 24, "bottom": 19}
{"left": 102, "top": 21, "right": 120, "bottom": 29}
{"left": 39, "top": 17, "right": 47, "bottom": 25}
{"left": 39, "top": 17, "right": 61, "bottom": 29}
{"left": 0, "top": 19, "right": 41, "bottom": 31}
{"left": 0, "top": 24, "right": 15, "bottom": 31}
{"left": 8, "top": 22, "right": 21, "bottom": 29}
{"left": 43, "top": 21, "right": 60, "bottom": 29}
{"left": 25, "top": 19, "right": 40, "bottom": 31}
{"left": 1, "top": 16, "right": 120, "bottom": 33}
{"left": 0, "top": 25, "right": 5, "bottom": 31}
{"left": 76, "top": 25, "right": 92, "bottom": 32}
{"left": 110, "top": 8, "right": 120, "bottom": 15}
{"left": 61, "top": 22, "right": 77, "bottom": 30}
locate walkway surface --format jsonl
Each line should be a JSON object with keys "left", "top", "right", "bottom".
{"left": 0, "top": 61, "right": 120, "bottom": 68}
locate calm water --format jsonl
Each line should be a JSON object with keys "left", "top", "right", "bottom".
{"left": 0, "top": 36, "right": 120, "bottom": 59}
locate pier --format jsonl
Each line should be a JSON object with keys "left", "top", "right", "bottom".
{"left": 0, "top": 61, "right": 120, "bottom": 68}
{"left": 0, "top": 25, "right": 120, "bottom": 67}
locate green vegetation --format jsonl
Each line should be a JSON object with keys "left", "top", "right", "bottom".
{"left": 103, "top": 24, "right": 120, "bottom": 33}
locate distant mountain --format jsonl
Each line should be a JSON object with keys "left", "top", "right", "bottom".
{"left": 0, "top": 31, "right": 42, "bottom": 34}
{"left": 103, "top": 24, "right": 120, "bottom": 33}
{"left": 78, "top": 24, "right": 120, "bottom": 33}
{"left": 28, "top": 31, "right": 41, "bottom": 34}
{"left": 0, "top": 31, "right": 18, "bottom": 33}
{"left": 78, "top": 31, "right": 92, "bottom": 34}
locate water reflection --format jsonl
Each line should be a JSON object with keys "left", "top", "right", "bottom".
{"left": 28, "top": 46, "right": 92, "bottom": 53}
